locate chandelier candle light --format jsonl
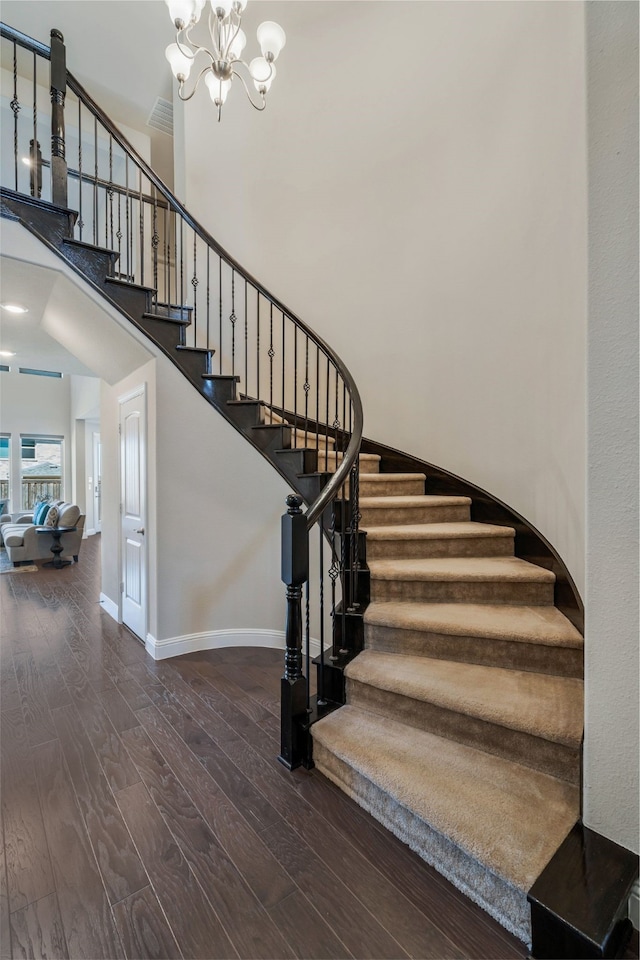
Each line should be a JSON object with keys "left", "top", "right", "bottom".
{"left": 165, "top": 0, "right": 286, "bottom": 120}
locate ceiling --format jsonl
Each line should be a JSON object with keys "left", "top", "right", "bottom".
{"left": 0, "top": 256, "right": 96, "bottom": 376}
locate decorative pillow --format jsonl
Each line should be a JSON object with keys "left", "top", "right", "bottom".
{"left": 34, "top": 502, "right": 50, "bottom": 525}
{"left": 45, "top": 505, "right": 59, "bottom": 527}
{"left": 58, "top": 503, "right": 80, "bottom": 527}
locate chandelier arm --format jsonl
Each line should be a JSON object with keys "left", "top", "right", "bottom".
{"left": 221, "top": 12, "right": 243, "bottom": 61}
{"left": 177, "top": 62, "right": 215, "bottom": 101}
{"left": 231, "top": 68, "right": 267, "bottom": 111}
{"left": 177, "top": 26, "right": 215, "bottom": 64}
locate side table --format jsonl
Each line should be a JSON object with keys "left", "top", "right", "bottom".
{"left": 35, "top": 525, "right": 77, "bottom": 569}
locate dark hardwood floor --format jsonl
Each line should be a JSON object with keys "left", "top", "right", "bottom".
{"left": 1, "top": 536, "right": 637, "bottom": 960}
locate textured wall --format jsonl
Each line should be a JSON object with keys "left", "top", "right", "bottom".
{"left": 583, "top": 0, "right": 639, "bottom": 856}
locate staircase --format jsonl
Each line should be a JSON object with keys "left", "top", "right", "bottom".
{"left": 311, "top": 458, "right": 582, "bottom": 942}
{"left": 3, "top": 22, "right": 636, "bottom": 959}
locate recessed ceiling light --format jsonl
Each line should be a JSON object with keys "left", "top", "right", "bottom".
{"left": 0, "top": 351, "right": 16, "bottom": 357}
{"left": 1, "top": 304, "right": 28, "bottom": 314}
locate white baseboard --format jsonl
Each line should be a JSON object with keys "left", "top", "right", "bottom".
{"left": 99, "top": 592, "right": 120, "bottom": 623}
{"left": 85, "top": 528, "right": 96, "bottom": 537}
{"left": 146, "top": 627, "right": 323, "bottom": 662}
{"left": 630, "top": 879, "right": 639, "bottom": 930}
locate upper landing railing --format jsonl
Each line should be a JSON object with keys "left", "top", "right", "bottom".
{"left": 1, "top": 22, "right": 363, "bottom": 768}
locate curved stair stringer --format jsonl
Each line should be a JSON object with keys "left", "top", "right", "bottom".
{"left": 311, "top": 441, "right": 585, "bottom": 946}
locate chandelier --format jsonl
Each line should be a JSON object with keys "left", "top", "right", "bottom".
{"left": 164, "top": 0, "right": 286, "bottom": 121}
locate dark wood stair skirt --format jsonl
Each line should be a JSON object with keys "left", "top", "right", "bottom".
{"left": 528, "top": 821, "right": 639, "bottom": 959}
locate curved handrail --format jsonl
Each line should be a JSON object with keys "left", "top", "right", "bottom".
{"left": 64, "top": 70, "right": 362, "bottom": 530}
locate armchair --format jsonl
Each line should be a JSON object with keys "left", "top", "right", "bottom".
{"left": 0, "top": 503, "right": 85, "bottom": 565}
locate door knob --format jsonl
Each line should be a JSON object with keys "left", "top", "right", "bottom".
{"left": 135, "top": 528, "right": 145, "bottom": 535}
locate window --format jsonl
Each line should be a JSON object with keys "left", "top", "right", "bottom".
{"left": 20, "top": 436, "right": 63, "bottom": 510}
{"left": 0, "top": 435, "right": 9, "bottom": 509}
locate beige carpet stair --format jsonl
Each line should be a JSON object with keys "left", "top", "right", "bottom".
{"left": 310, "top": 443, "right": 583, "bottom": 944}
{"left": 360, "top": 494, "right": 471, "bottom": 526}
{"left": 369, "top": 556, "right": 556, "bottom": 604}
{"left": 345, "top": 650, "right": 582, "bottom": 783}
{"left": 365, "top": 601, "right": 583, "bottom": 676}
{"left": 364, "top": 520, "right": 515, "bottom": 559}
{"left": 359, "top": 473, "right": 426, "bottom": 497}
{"left": 317, "top": 451, "right": 381, "bottom": 473}
{"left": 312, "top": 706, "right": 579, "bottom": 944}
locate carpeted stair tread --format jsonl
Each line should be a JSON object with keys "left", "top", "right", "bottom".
{"left": 368, "top": 556, "right": 556, "bottom": 583}
{"left": 312, "top": 705, "right": 579, "bottom": 896}
{"left": 345, "top": 650, "right": 583, "bottom": 747}
{"left": 364, "top": 521, "right": 515, "bottom": 541}
{"left": 364, "top": 601, "right": 583, "bottom": 647}
{"left": 317, "top": 451, "right": 381, "bottom": 474}
{"left": 360, "top": 473, "right": 426, "bottom": 483}
{"left": 361, "top": 494, "right": 471, "bottom": 510}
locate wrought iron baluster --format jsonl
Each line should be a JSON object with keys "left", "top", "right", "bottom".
{"left": 293, "top": 325, "right": 298, "bottom": 434}
{"left": 93, "top": 114, "right": 98, "bottom": 245}
{"left": 329, "top": 501, "right": 340, "bottom": 661}
{"left": 218, "top": 256, "right": 223, "bottom": 374}
{"left": 230, "top": 268, "right": 236, "bottom": 377}
{"left": 269, "top": 302, "right": 274, "bottom": 414}
{"left": 179, "top": 215, "right": 184, "bottom": 314}
{"left": 315, "top": 346, "right": 320, "bottom": 461}
{"left": 32, "top": 52, "right": 37, "bottom": 191}
{"left": 334, "top": 368, "right": 340, "bottom": 473}
{"left": 206, "top": 245, "right": 210, "bottom": 351}
{"left": 318, "top": 525, "right": 326, "bottom": 705}
{"left": 244, "top": 278, "right": 248, "bottom": 395}
{"left": 348, "top": 455, "right": 361, "bottom": 615}
{"left": 256, "top": 288, "right": 260, "bottom": 401}
{"left": 303, "top": 336, "right": 310, "bottom": 447}
{"left": 125, "top": 155, "right": 130, "bottom": 280}
{"left": 152, "top": 188, "right": 159, "bottom": 294}
{"left": 11, "top": 42, "right": 19, "bottom": 192}
{"left": 281, "top": 310, "right": 286, "bottom": 417}
{"left": 164, "top": 206, "right": 169, "bottom": 304}
{"left": 305, "top": 579, "right": 311, "bottom": 712}
{"left": 108, "top": 135, "right": 114, "bottom": 250}
{"left": 325, "top": 354, "right": 330, "bottom": 462}
{"left": 191, "top": 231, "right": 198, "bottom": 348}
{"left": 139, "top": 176, "right": 144, "bottom": 286}
{"left": 78, "top": 99, "right": 83, "bottom": 240}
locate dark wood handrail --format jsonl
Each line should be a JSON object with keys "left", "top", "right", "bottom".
{"left": 0, "top": 22, "right": 50, "bottom": 58}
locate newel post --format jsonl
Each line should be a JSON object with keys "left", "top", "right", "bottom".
{"left": 278, "top": 494, "right": 309, "bottom": 770}
{"left": 49, "top": 29, "right": 67, "bottom": 209}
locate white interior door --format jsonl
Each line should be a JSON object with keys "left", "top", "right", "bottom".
{"left": 92, "top": 431, "right": 102, "bottom": 534}
{"left": 119, "top": 388, "right": 147, "bottom": 641}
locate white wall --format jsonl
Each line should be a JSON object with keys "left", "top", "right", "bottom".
{"left": 0, "top": 365, "right": 71, "bottom": 511}
{"left": 100, "top": 350, "right": 292, "bottom": 651}
{"left": 180, "top": 0, "right": 588, "bottom": 596}
{"left": 583, "top": 0, "right": 639, "bottom": 860}
{"left": 70, "top": 375, "right": 100, "bottom": 529}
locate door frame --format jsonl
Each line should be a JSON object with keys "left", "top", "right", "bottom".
{"left": 118, "top": 384, "right": 148, "bottom": 642}
{"left": 92, "top": 428, "right": 102, "bottom": 534}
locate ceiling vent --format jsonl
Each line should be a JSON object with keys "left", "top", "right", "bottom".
{"left": 147, "top": 97, "right": 173, "bottom": 136}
